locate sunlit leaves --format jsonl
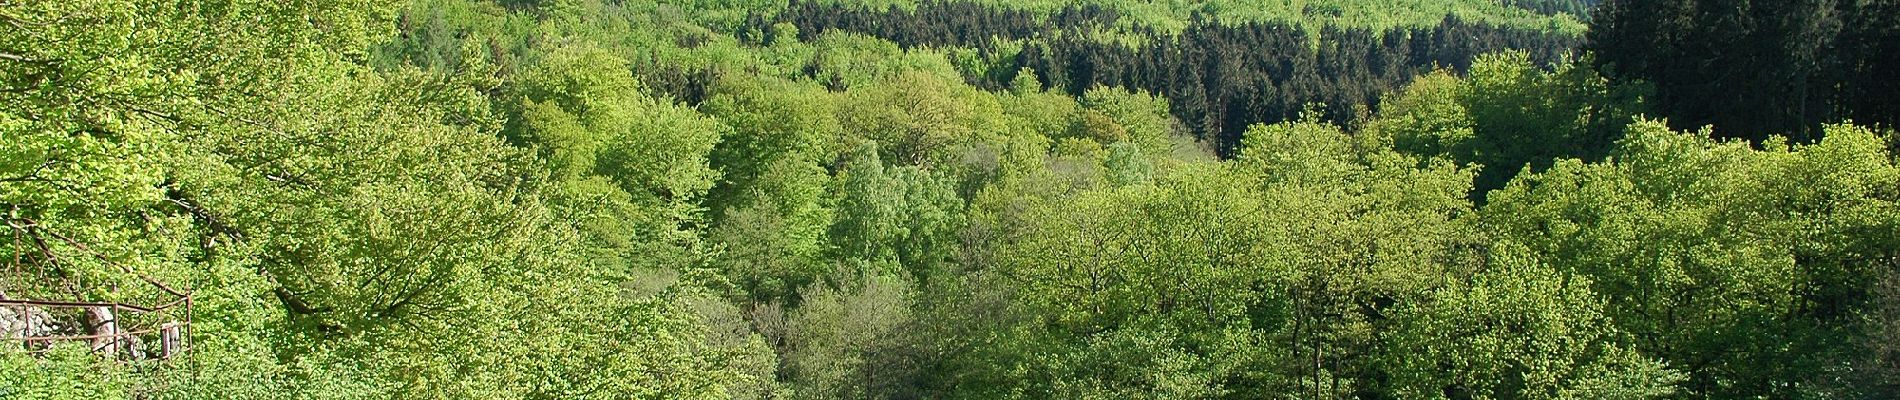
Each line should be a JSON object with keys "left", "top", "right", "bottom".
{"left": 1484, "top": 119, "right": 1900, "bottom": 398}
{"left": 1383, "top": 244, "right": 1682, "bottom": 399}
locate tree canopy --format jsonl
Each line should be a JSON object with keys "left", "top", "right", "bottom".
{"left": 3, "top": 0, "right": 1896, "bottom": 399}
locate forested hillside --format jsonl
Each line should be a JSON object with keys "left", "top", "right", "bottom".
{"left": 1, "top": 0, "right": 1896, "bottom": 399}
{"left": 762, "top": 0, "right": 1582, "bottom": 156}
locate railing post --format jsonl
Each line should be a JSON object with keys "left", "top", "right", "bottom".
{"left": 160, "top": 322, "right": 180, "bottom": 359}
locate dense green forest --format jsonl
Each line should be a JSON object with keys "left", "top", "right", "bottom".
{"left": 2, "top": 0, "right": 1897, "bottom": 399}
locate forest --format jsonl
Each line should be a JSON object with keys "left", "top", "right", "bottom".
{"left": 1, "top": 0, "right": 1897, "bottom": 399}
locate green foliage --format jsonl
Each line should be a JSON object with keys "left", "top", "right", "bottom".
{"left": 806, "top": 32, "right": 960, "bottom": 90}
{"left": 1864, "top": 267, "right": 1900, "bottom": 396}
{"left": 1076, "top": 86, "right": 1175, "bottom": 157}
{"left": 838, "top": 70, "right": 1008, "bottom": 167}
{"left": 509, "top": 42, "right": 726, "bottom": 275}
{"left": 1372, "top": 70, "right": 1474, "bottom": 160}
{"left": 1000, "top": 76, "right": 1080, "bottom": 143}
{"left": 10, "top": 0, "right": 1899, "bottom": 399}
{"left": 1, "top": 344, "right": 131, "bottom": 400}
{"left": 785, "top": 270, "right": 915, "bottom": 399}
{"left": 827, "top": 144, "right": 963, "bottom": 282}
{"left": 1103, "top": 142, "right": 1153, "bottom": 186}
{"left": 990, "top": 162, "right": 1267, "bottom": 397}
{"left": 702, "top": 76, "right": 839, "bottom": 214}
{"left": 707, "top": 157, "right": 832, "bottom": 302}
{"left": 1373, "top": 51, "right": 1647, "bottom": 197}
{"left": 4, "top": 0, "right": 769, "bottom": 397}
{"left": 699, "top": 76, "right": 839, "bottom": 302}
{"left": 514, "top": 43, "right": 723, "bottom": 204}
{"left": 1234, "top": 117, "right": 1484, "bottom": 397}
{"left": 810, "top": 0, "right": 1584, "bottom": 34}
{"left": 1483, "top": 120, "right": 1900, "bottom": 398}
{"left": 1382, "top": 245, "right": 1682, "bottom": 399}
{"left": 1459, "top": 51, "right": 1645, "bottom": 196}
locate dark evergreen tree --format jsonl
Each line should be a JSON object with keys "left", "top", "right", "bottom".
{"left": 1588, "top": 0, "right": 1891, "bottom": 143}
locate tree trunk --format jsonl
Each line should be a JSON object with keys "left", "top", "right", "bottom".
{"left": 87, "top": 306, "right": 117, "bottom": 358}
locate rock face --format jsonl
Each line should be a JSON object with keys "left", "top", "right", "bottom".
{"left": 0, "top": 304, "right": 57, "bottom": 340}
{"left": 2, "top": 304, "right": 158, "bottom": 359}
